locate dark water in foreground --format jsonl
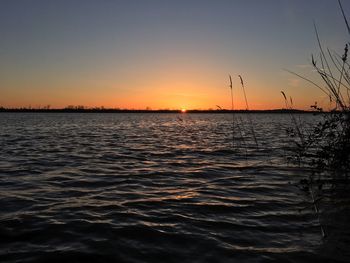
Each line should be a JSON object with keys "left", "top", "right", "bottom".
{"left": 0, "top": 113, "right": 347, "bottom": 262}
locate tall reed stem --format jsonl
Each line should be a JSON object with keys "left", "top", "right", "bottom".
{"left": 239, "top": 75, "right": 259, "bottom": 149}
{"left": 229, "top": 75, "right": 235, "bottom": 147}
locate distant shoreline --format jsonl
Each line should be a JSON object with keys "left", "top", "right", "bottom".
{"left": 0, "top": 108, "right": 320, "bottom": 114}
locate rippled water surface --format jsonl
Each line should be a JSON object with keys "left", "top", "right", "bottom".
{"left": 0, "top": 113, "right": 345, "bottom": 262}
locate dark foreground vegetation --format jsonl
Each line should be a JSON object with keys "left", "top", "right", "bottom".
{"left": 285, "top": 0, "right": 350, "bottom": 241}
{"left": 287, "top": 0, "right": 350, "bottom": 183}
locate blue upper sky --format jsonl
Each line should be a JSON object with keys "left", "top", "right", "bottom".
{"left": 0, "top": 0, "right": 349, "bottom": 109}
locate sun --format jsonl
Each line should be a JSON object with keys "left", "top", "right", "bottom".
{"left": 181, "top": 108, "right": 187, "bottom": 113}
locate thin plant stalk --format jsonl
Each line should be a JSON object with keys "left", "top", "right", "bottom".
{"left": 309, "top": 175, "right": 327, "bottom": 238}
{"left": 229, "top": 75, "right": 235, "bottom": 147}
{"left": 237, "top": 116, "right": 248, "bottom": 161}
{"left": 239, "top": 75, "right": 259, "bottom": 149}
{"left": 338, "top": 0, "right": 350, "bottom": 35}
{"left": 281, "top": 91, "right": 305, "bottom": 146}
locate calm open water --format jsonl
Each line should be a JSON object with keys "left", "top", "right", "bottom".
{"left": 0, "top": 113, "right": 347, "bottom": 262}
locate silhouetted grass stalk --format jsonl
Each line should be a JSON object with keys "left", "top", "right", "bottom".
{"left": 281, "top": 91, "right": 305, "bottom": 146}
{"left": 239, "top": 75, "right": 259, "bottom": 149}
{"left": 229, "top": 75, "right": 235, "bottom": 147}
{"left": 228, "top": 75, "right": 249, "bottom": 160}
{"left": 309, "top": 175, "right": 327, "bottom": 238}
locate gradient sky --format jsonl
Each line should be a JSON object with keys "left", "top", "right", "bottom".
{"left": 0, "top": 0, "right": 349, "bottom": 110}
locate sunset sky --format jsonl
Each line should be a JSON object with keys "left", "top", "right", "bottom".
{"left": 0, "top": 0, "right": 349, "bottom": 110}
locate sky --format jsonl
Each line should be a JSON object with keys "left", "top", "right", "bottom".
{"left": 0, "top": 0, "right": 349, "bottom": 110}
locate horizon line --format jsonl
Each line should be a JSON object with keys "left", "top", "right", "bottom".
{"left": 0, "top": 107, "right": 322, "bottom": 113}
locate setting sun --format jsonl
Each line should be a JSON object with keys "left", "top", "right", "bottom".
{"left": 181, "top": 108, "right": 187, "bottom": 113}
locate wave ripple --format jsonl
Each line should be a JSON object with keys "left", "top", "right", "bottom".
{"left": 0, "top": 113, "right": 334, "bottom": 262}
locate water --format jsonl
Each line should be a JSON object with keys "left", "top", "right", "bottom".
{"left": 0, "top": 113, "right": 345, "bottom": 262}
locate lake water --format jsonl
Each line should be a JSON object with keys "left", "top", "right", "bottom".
{"left": 0, "top": 113, "right": 347, "bottom": 262}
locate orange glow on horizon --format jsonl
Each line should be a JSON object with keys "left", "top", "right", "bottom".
{"left": 0, "top": 69, "right": 324, "bottom": 111}
{"left": 1, "top": 88, "right": 319, "bottom": 111}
